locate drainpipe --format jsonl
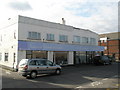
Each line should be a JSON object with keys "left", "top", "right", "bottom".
{"left": 107, "top": 38, "right": 109, "bottom": 55}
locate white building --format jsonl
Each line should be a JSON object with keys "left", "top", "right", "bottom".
{"left": 0, "top": 15, "right": 104, "bottom": 70}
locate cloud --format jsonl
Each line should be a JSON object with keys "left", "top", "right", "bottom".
{"left": 8, "top": 0, "right": 32, "bottom": 11}
{"left": 0, "top": 0, "right": 118, "bottom": 34}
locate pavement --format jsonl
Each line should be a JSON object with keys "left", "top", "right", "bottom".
{"left": 1, "top": 62, "right": 120, "bottom": 89}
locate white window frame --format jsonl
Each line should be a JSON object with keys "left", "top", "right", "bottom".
{"left": 82, "top": 37, "right": 89, "bottom": 44}
{"left": 28, "top": 32, "right": 41, "bottom": 40}
{"left": 46, "top": 33, "right": 55, "bottom": 41}
{"left": 73, "top": 36, "right": 81, "bottom": 43}
{"left": 59, "top": 35, "right": 68, "bottom": 42}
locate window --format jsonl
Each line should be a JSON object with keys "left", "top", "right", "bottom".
{"left": 5, "top": 53, "right": 8, "bottom": 61}
{"left": 29, "top": 60, "right": 37, "bottom": 65}
{"left": 14, "top": 32, "right": 16, "bottom": 39}
{"left": 46, "top": 60, "right": 53, "bottom": 66}
{"left": 90, "top": 38, "right": 96, "bottom": 44}
{"left": 13, "top": 53, "right": 16, "bottom": 62}
{"left": 26, "top": 51, "right": 32, "bottom": 59}
{"left": 0, "top": 53, "right": 2, "bottom": 61}
{"left": 37, "top": 60, "right": 47, "bottom": 66}
{"left": 28, "top": 32, "right": 41, "bottom": 39}
{"left": 73, "top": 36, "right": 80, "bottom": 43}
{"left": 59, "top": 35, "right": 68, "bottom": 42}
{"left": 82, "top": 37, "right": 89, "bottom": 44}
{"left": 46, "top": 34, "right": 54, "bottom": 41}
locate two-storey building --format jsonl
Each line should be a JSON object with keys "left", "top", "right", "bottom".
{"left": 0, "top": 15, "right": 104, "bottom": 70}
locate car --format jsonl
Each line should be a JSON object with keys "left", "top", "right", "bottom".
{"left": 93, "top": 55, "right": 112, "bottom": 65}
{"left": 18, "top": 59, "right": 62, "bottom": 79}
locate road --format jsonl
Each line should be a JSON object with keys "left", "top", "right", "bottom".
{"left": 1, "top": 62, "right": 119, "bottom": 89}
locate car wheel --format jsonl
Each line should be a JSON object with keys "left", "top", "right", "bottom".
{"left": 30, "top": 71, "right": 37, "bottom": 79}
{"left": 55, "top": 69, "right": 61, "bottom": 75}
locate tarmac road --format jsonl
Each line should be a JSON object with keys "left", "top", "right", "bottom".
{"left": 1, "top": 62, "right": 119, "bottom": 89}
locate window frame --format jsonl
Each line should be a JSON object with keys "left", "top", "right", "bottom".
{"left": 5, "top": 53, "right": 8, "bottom": 61}
{"left": 82, "top": 37, "right": 89, "bottom": 44}
{"left": 28, "top": 32, "right": 41, "bottom": 40}
{"left": 90, "top": 38, "right": 96, "bottom": 44}
{"left": 46, "top": 33, "right": 55, "bottom": 41}
{"left": 73, "top": 36, "right": 81, "bottom": 43}
{"left": 59, "top": 35, "right": 68, "bottom": 42}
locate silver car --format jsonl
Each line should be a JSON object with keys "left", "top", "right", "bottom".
{"left": 18, "top": 59, "right": 62, "bottom": 79}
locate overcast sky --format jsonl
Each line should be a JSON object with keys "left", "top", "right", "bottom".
{"left": 0, "top": 0, "right": 119, "bottom": 34}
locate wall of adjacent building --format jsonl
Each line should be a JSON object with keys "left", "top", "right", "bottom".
{"left": 0, "top": 16, "right": 18, "bottom": 68}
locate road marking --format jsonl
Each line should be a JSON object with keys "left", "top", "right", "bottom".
{"left": 91, "top": 81, "right": 103, "bottom": 86}
{"left": 5, "top": 71, "right": 11, "bottom": 74}
{"left": 27, "top": 79, "right": 39, "bottom": 83}
{"left": 102, "top": 78, "right": 108, "bottom": 80}
{"left": 76, "top": 86, "right": 84, "bottom": 88}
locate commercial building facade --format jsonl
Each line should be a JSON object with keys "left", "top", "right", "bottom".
{"left": 0, "top": 15, "right": 104, "bottom": 69}
{"left": 99, "top": 32, "right": 120, "bottom": 60}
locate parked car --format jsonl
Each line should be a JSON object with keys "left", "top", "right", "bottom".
{"left": 93, "top": 55, "right": 112, "bottom": 65}
{"left": 18, "top": 59, "right": 62, "bottom": 79}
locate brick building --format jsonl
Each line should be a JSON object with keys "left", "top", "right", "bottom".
{"left": 99, "top": 32, "right": 120, "bottom": 60}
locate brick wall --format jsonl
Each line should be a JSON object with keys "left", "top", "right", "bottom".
{"left": 99, "top": 39, "right": 120, "bottom": 60}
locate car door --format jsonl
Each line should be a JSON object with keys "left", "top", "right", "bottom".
{"left": 29, "top": 60, "right": 38, "bottom": 71}
{"left": 46, "top": 60, "right": 56, "bottom": 73}
{"left": 37, "top": 60, "right": 48, "bottom": 74}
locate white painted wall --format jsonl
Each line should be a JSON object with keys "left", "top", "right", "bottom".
{"left": 68, "top": 52, "right": 74, "bottom": 65}
{"left": 18, "top": 15, "right": 98, "bottom": 46}
{"left": 0, "top": 16, "right": 18, "bottom": 68}
{"left": 18, "top": 51, "right": 26, "bottom": 63}
{"left": 47, "top": 51, "right": 53, "bottom": 62}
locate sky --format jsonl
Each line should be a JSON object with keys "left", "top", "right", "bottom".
{"left": 0, "top": 0, "right": 119, "bottom": 34}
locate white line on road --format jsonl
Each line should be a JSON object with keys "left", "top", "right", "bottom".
{"left": 102, "top": 78, "right": 108, "bottom": 80}
{"left": 91, "top": 81, "right": 103, "bottom": 86}
{"left": 75, "top": 75, "right": 118, "bottom": 89}
{"left": 5, "top": 71, "right": 11, "bottom": 74}
{"left": 27, "top": 79, "right": 39, "bottom": 83}
{"left": 76, "top": 86, "right": 84, "bottom": 88}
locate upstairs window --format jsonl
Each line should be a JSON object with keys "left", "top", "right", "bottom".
{"left": 82, "top": 37, "right": 89, "bottom": 44}
{"left": 73, "top": 36, "right": 80, "bottom": 43}
{"left": 90, "top": 38, "right": 96, "bottom": 44}
{"left": 59, "top": 35, "right": 68, "bottom": 42}
{"left": 28, "top": 32, "right": 41, "bottom": 40}
{"left": 46, "top": 34, "right": 54, "bottom": 41}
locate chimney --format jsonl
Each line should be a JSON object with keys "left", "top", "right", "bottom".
{"left": 62, "top": 18, "right": 65, "bottom": 25}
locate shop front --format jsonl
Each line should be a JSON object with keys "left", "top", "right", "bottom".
{"left": 26, "top": 50, "right": 47, "bottom": 59}
{"left": 18, "top": 41, "right": 104, "bottom": 65}
{"left": 74, "top": 51, "right": 95, "bottom": 64}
